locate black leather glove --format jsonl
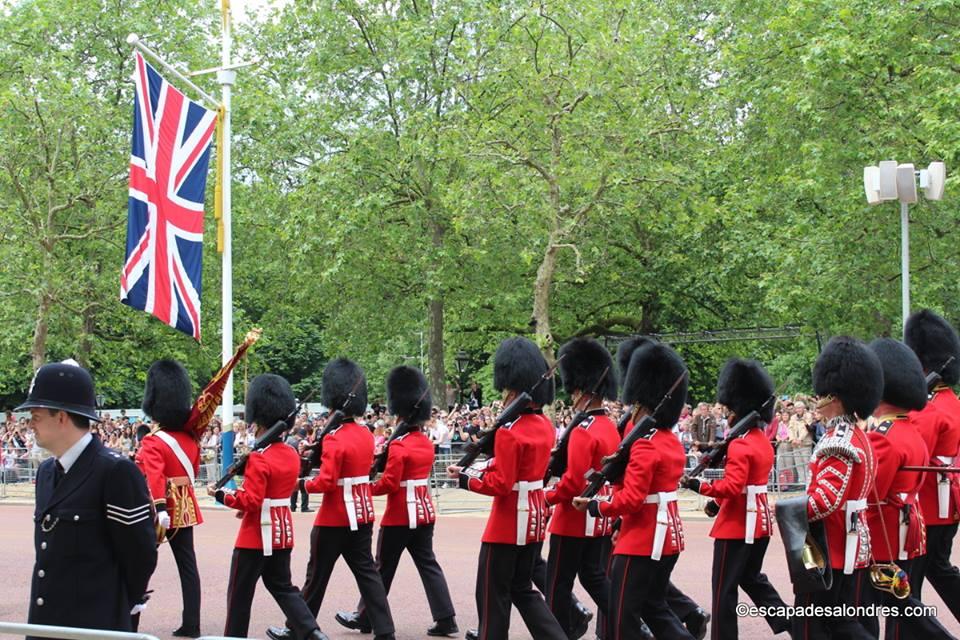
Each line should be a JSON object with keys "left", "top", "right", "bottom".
{"left": 704, "top": 500, "right": 720, "bottom": 518}
{"left": 679, "top": 475, "right": 701, "bottom": 493}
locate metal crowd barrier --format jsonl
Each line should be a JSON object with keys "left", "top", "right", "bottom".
{"left": 0, "top": 621, "right": 161, "bottom": 640}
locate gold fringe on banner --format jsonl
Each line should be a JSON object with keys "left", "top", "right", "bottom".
{"left": 221, "top": 0, "right": 230, "bottom": 29}
{"left": 214, "top": 105, "right": 225, "bottom": 253}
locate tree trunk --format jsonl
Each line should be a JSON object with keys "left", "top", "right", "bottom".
{"left": 532, "top": 235, "right": 560, "bottom": 363}
{"left": 426, "top": 216, "right": 447, "bottom": 407}
{"left": 31, "top": 292, "right": 51, "bottom": 369}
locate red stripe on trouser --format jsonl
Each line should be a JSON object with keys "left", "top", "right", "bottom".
{"left": 615, "top": 557, "right": 631, "bottom": 640}
{"left": 547, "top": 537, "right": 562, "bottom": 608}
{"left": 223, "top": 551, "right": 240, "bottom": 635}
{"left": 481, "top": 548, "right": 491, "bottom": 640}
{"left": 712, "top": 541, "right": 727, "bottom": 640}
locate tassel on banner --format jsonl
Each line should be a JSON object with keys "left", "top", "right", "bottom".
{"left": 222, "top": 0, "right": 230, "bottom": 29}
{"left": 214, "top": 104, "right": 225, "bottom": 253}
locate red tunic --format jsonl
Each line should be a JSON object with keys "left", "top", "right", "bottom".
{"left": 866, "top": 415, "right": 928, "bottom": 562}
{"left": 220, "top": 443, "right": 296, "bottom": 551}
{"left": 912, "top": 387, "right": 960, "bottom": 526}
{"left": 598, "top": 428, "right": 686, "bottom": 558}
{"left": 304, "top": 421, "right": 376, "bottom": 529}
{"left": 464, "top": 412, "right": 553, "bottom": 545}
{"left": 806, "top": 420, "right": 876, "bottom": 573}
{"left": 372, "top": 430, "right": 436, "bottom": 528}
{"left": 135, "top": 429, "right": 204, "bottom": 526}
{"left": 545, "top": 411, "right": 620, "bottom": 538}
{"left": 698, "top": 427, "right": 774, "bottom": 541}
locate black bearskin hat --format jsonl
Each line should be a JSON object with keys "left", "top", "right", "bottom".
{"left": 142, "top": 359, "right": 192, "bottom": 431}
{"left": 869, "top": 338, "right": 927, "bottom": 412}
{"left": 905, "top": 309, "right": 960, "bottom": 385}
{"left": 493, "top": 337, "right": 554, "bottom": 406}
{"left": 717, "top": 358, "right": 776, "bottom": 423}
{"left": 616, "top": 337, "right": 654, "bottom": 387}
{"left": 622, "top": 342, "right": 688, "bottom": 428}
{"left": 387, "top": 365, "right": 432, "bottom": 425}
{"left": 813, "top": 336, "right": 883, "bottom": 419}
{"left": 245, "top": 374, "right": 295, "bottom": 429}
{"left": 557, "top": 337, "right": 618, "bottom": 401}
{"left": 321, "top": 358, "right": 368, "bottom": 416}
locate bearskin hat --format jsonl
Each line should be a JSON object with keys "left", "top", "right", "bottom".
{"left": 616, "top": 337, "right": 654, "bottom": 386}
{"left": 387, "top": 365, "right": 432, "bottom": 425}
{"left": 622, "top": 342, "right": 688, "bottom": 428}
{"left": 557, "top": 337, "right": 618, "bottom": 401}
{"left": 868, "top": 338, "right": 927, "bottom": 412}
{"left": 813, "top": 336, "right": 883, "bottom": 419}
{"left": 493, "top": 337, "right": 554, "bottom": 406}
{"left": 321, "top": 358, "right": 368, "bottom": 416}
{"left": 717, "top": 358, "right": 776, "bottom": 423}
{"left": 245, "top": 374, "right": 295, "bottom": 429}
{"left": 905, "top": 309, "right": 960, "bottom": 385}
{"left": 141, "top": 359, "right": 192, "bottom": 431}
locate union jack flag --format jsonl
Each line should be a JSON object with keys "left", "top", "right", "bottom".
{"left": 121, "top": 52, "right": 217, "bottom": 340}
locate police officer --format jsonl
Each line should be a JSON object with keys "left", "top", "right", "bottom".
{"left": 20, "top": 360, "right": 157, "bottom": 636}
{"left": 136, "top": 359, "right": 202, "bottom": 637}
{"left": 336, "top": 365, "right": 458, "bottom": 636}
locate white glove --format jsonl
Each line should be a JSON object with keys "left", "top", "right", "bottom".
{"left": 130, "top": 603, "right": 147, "bottom": 616}
{"left": 157, "top": 511, "right": 171, "bottom": 530}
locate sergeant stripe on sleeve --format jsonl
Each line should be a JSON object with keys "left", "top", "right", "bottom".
{"left": 106, "top": 502, "right": 152, "bottom": 525}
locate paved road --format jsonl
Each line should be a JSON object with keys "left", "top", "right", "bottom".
{"left": 0, "top": 502, "right": 958, "bottom": 639}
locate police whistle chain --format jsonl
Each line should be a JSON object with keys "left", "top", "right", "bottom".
{"left": 456, "top": 353, "right": 566, "bottom": 469}
{"left": 301, "top": 375, "right": 366, "bottom": 472}
{"left": 544, "top": 365, "right": 611, "bottom": 482}
{"left": 370, "top": 385, "right": 431, "bottom": 478}
{"left": 926, "top": 355, "right": 956, "bottom": 393}
{"left": 580, "top": 370, "right": 687, "bottom": 498}
{"left": 686, "top": 380, "right": 788, "bottom": 479}
{"left": 213, "top": 386, "right": 319, "bottom": 489}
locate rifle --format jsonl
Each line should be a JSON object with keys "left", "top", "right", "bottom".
{"left": 370, "top": 386, "right": 431, "bottom": 478}
{"left": 544, "top": 366, "right": 611, "bottom": 482}
{"left": 580, "top": 371, "right": 687, "bottom": 498}
{"left": 686, "top": 394, "right": 777, "bottom": 479}
{"left": 926, "top": 356, "right": 956, "bottom": 393}
{"left": 301, "top": 376, "right": 366, "bottom": 472}
{"left": 456, "top": 354, "right": 565, "bottom": 469}
{"left": 214, "top": 387, "right": 317, "bottom": 490}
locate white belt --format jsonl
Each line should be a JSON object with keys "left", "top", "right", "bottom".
{"left": 584, "top": 476, "right": 611, "bottom": 537}
{"left": 260, "top": 498, "right": 289, "bottom": 557}
{"left": 337, "top": 475, "right": 371, "bottom": 531}
{"left": 743, "top": 485, "right": 767, "bottom": 544}
{"left": 513, "top": 480, "right": 545, "bottom": 545}
{"left": 937, "top": 456, "right": 954, "bottom": 519}
{"left": 844, "top": 499, "right": 868, "bottom": 574}
{"left": 644, "top": 491, "right": 678, "bottom": 561}
{"left": 399, "top": 478, "right": 430, "bottom": 530}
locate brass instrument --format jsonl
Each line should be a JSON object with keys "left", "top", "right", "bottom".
{"left": 802, "top": 534, "right": 828, "bottom": 571}
{"left": 870, "top": 563, "right": 910, "bottom": 600}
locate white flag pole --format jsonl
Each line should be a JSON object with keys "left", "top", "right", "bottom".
{"left": 125, "top": 35, "right": 219, "bottom": 109}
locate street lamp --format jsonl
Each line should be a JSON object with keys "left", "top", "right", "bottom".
{"left": 863, "top": 161, "right": 947, "bottom": 336}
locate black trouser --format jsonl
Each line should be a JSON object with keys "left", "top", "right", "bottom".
{"left": 877, "top": 558, "right": 957, "bottom": 640}
{"left": 166, "top": 526, "right": 201, "bottom": 631}
{"left": 290, "top": 484, "right": 309, "bottom": 511}
{"left": 298, "top": 524, "right": 394, "bottom": 636}
{"left": 791, "top": 568, "right": 875, "bottom": 640}
{"left": 355, "top": 524, "right": 455, "bottom": 624}
{"left": 225, "top": 548, "right": 318, "bottom": 640}
{"left": 711, "top": 537, "right": 788, "bottom": 639}
{"left": 912, "top": 523, "right": 960, "bottom": 622}
{"left": 476, "top": 541, "right": 566, "bottom": 640}
{"left": 546, "top": 534, "right": 610, "bottom": 638}
{"left": 666, "top": 581, "right": 699, "bottom": 621}
{"left": 608, "top": 554, "right": 693, "bottom": 640}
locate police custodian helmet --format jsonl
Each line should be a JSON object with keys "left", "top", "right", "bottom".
{"left": 15, "top": 360, "right": 101, "bottom": 422}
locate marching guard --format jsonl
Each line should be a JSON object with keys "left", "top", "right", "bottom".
{"left": 544, "top": 337, "right": 620, "bottom": 639}
{"left": 865, "top": 338, "right": 957, "bottom": 639}
{"left": 448, "top": 336, "right": 567, "bottom": 640}
{"left": 136, "top": 359, "right": 202, "bottom": 637}
{"left": 680, "top": 358, "right": 789, "bottom": 639}
{"left": 21, "top": 361, "right": 157, "bottom": 637}
{"left": 905, "top": 309, "right": 960, "bottom": 622}
{"left": 268, "top": 358, "right": 396, "bottom": 640}
{"left": 210, "top": 374, "right": 326, "bottom": 640}
{"left": 788, "top": 336, "right": 880, "bottom": 639}
{"left": 337, "top": 365, "right": 458, "bottom": 636}
{"left": 574, "top": 341, "right": 694, "bottom": 640}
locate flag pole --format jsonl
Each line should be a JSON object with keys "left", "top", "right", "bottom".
{"left": 217, "top": 0, "right": 237, "bottom": 484}
{"left": 125, "top": 35, "right": 218, "bottom": 109}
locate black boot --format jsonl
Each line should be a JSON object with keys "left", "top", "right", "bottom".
{"left": 683, "top": 607, "right": 710, "bottom": 640}
{"left": 639, "top": 620, "right": 655, "bottom": 639}
{"left": 266, "top": 627, "right": 293, "bottom": 640}
{"left": 570, "top": 601, "right": 593, "bottom": 640}
{"left": 172, "top": 626, "right": 200, "bottom": 638}
{"left": 306, "top": 630, "right": 330, "bottom": 640}
{"left": 427, "top": 616, "right": 459, "bottom": 637}
{"left": 335, "top": 610, "right": 373, "bottom": 633}
{"left": 464, "top": 629, "right": 479, "bottom": 640}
